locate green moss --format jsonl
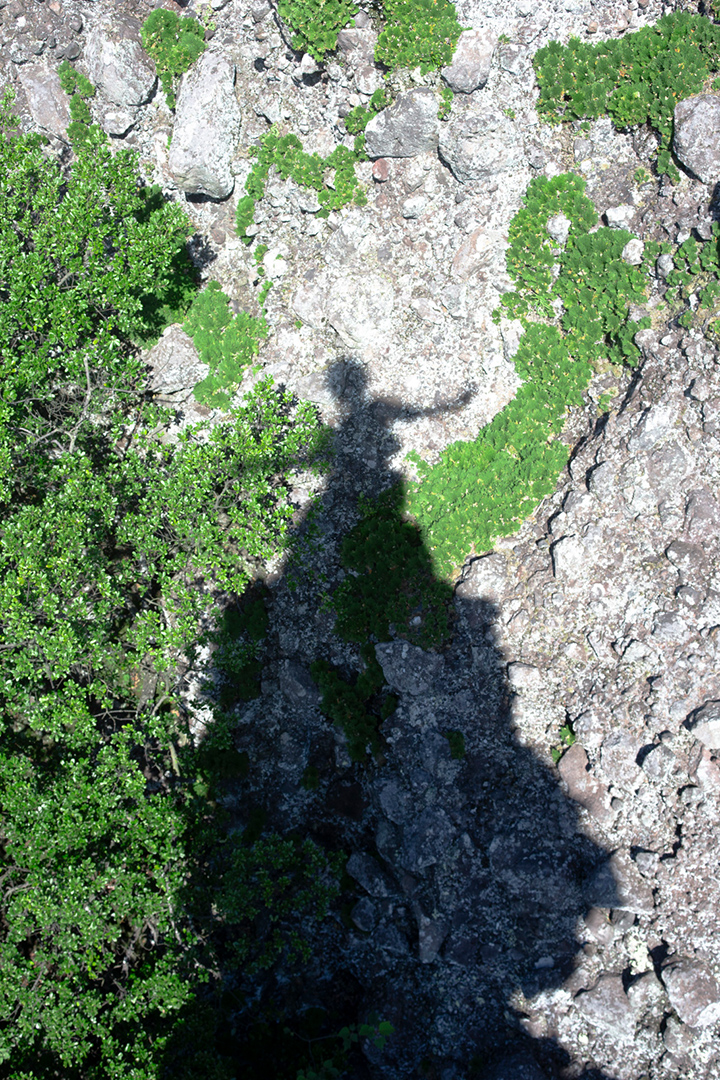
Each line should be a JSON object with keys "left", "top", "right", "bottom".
{"left": 533, "top": 12, "right": 720, "bottom": 177}
{"left": 235, "top": 128, "right": 367, "bottom": 246}
{"left": 311, "top": 644, "right": 391, "bottom": 762}
{"left": 444, "top": 730, "right": 465, "bottom": 760}
{"left": 278, "top": 0, "right": 358, "bottom": 61}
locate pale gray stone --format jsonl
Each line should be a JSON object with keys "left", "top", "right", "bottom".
{"left": 441, "top": 29, "right": 496, "bottom": 94}
{"left": 673, "top": 94, "right": 720, "bottom": 184}
{"left": 346, "top": 853, "right": 393, "bottom": 898}
{"left": 688, "top": 701, "right": 720, "bottom": 750}
{"left": 168, "top": 52, "right": 242, "bottom": 199}
{"left": 364, "top": 90, "right": 439, "bottom": 159}
{"left": 547, "top": 213, "right": 571, "bottom": 245}
{"left": 16, "top": 62, "right": 71, "bottom": 139}
{"left": 455, "top": 552, "right": 510, "bottom": 604}
{"left": 575, "top": 974, "right": 635, "bottom": 1037}
{"left": 438, "top": 107, "right": 524, "bottom": 185}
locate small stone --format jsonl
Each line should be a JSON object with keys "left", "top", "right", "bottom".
{"left": 622, "top": 238, "right": 644, "bottom": 265}
{"left": 558, "top": 743, "right": 613, "bottom": 823}
{"left": 575, "top": 974, "right": 635, "bottom": 1037}
{"left": 628, "top": 970, "right": 666, "bottom": 1012}
{"left": 546, "top": 212, "right": 571, "bottom": 245}
{"left": 662, "top": 957, "right": 720, "bottom": 1027}
{"left": 587, "top": 21, "right": 599, "bottom": 33}
{"left": 372, "top": 158, "right": 390, "bottom": 182}
{"left": 346, "top": 853, "right": 393, "bottom": 898}
{"left": 687, "top": 701, "right": 720, "bottom": 749}
{"left": 641, "top": 743, "right": 677, "bottom": 783}
{"left": 583, "top": 907, "right": 615, "bottom": 944}
{"left": 605, "top": 203, "right": 635, "bottom": 228}
{"left": 350, "top": 896, "right": 377, "bottom": 932}
{"left": 415, "top": 907, "right": 448, "bottom": 963}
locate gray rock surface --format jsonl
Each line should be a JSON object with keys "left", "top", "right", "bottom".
{"left": 662, "top": 957, "right": 720, "bottom": 1027}
{"left": 673, "top": 94, "right": 720, "bottom": 184}
{"left": 441, "top": 29, "right": 496, "bottom": 94}
{"left": 364, "top": 89, "right": 439, "bottom": 159}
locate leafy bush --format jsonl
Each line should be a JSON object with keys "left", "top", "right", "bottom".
{"left": 406, "top": 173, "right": 652, "bottom": 575}
{"left": 375, "top": 0, "right": 465, "bottom": 74}
{"left": 140, "top": 8, "right": 208, "bottom": 110}
{"left": 278, "top": 0, "right": 359, "bottom": 61}
{"left": 0, "top": 87, "right": 340, "bottom": 1078}
{"left": 533, "top": 12, "right": 720, "bottom": 176}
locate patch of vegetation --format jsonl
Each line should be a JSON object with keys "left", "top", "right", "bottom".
{"left": 182, "top": 280, "right": 269, "bottom": 408}
{"left": 199, "top": 587, "right": 270, "bottom": 712}
{"left": 57, "top": 59, "right": 97, "bottom": 139}
{"left": 296, "top": 1018, "right": 395, "bottom": 1080}
{"left": 662, "top": 227, "right": 720, "bottom": 332}
{"left": 405, "top": 173, "right": 652, "bottom": 576}
{"left": 311, "top": 640, "right": 400, "bottom": 763}
{"left": 236, "top": 128, "right": 368, "bottom": 246}
{"left": 438, "top": 85, "right": 454, "bottom": 121}
{"left": 278, "top": 0, "right": 359, "bottom": 61}
{"left": 444, "top": 729, "right": 465, "bottom": 760}
{"left": 533, "top": 12, "right": 720, "bottom": 177}
{"left": 333, "top": 488, "right": 454, "bottom": 649}
{"left": 343, "top": 87, "right": 394, "bottom": 135}
{"left": 375, "top": 0, "right": 465, "bottom": 74}
{"left": 550, "top": 721, "right": 576, "bottom": 764}
{"left": 140, "top": 8, "right": 208, "bottom": 111}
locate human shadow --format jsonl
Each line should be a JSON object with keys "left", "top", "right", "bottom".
{"left": 162, "top": 358, "right": 623, "bottom": 1080}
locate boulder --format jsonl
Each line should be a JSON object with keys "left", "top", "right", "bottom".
{"left": 688, "top": 700, "right": 720, "bottom": 749}
{"left": 168, "top": 51, "right": 242, "bottom": 199}
{"left": 364, "top": 90, "right": 439, "bottom": 159}
{"left": 441, "top": 29, "right": 496, "bottom": 94}
{"left": 375, "top": 641, "right": 444, "bottom": 696}
{"left": 673, "top": 94, "right": 720, "bottom": 184}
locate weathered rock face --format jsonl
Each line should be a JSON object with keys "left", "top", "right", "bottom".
{"left": 168, "top": 51, "right": 242, "bottom": 199}
{"left": 364, "top": 89, "right": 439, "bottom": 159}
{"left": 441, "top": 28, "right": 497, "bottom": 93}
{"left": 438, "top": 106, "right": 525, "bottom": 184}
{"left": 673, "top": 94, "right": 720, "bottom": 184}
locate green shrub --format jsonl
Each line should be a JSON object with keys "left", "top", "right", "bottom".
{"left": 444, "top": 730, "right": 465, "bottom": 759}
{"left": 0, "top": 96, "right": 340, "bottom": 1075}
{"left": 278, "top": 0, "right": 359, "bottom": 61}
{"left": 375, "top": 0, "right": 465, "bottom": 74}
{"left": 533, "top": 12, "right": 720, "bottom": 176}
{"left": 140, "top": 8, "right": 208, "bottom": 110}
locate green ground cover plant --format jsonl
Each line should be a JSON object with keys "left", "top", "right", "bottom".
{"left": 140, "top": 8, "right": 208, "bottom": 111}
{"left": 311, "top": 489, "right": 451, "bottom": 761}
{"left": 533, "top": 11, "right": 720, "bottom": 177}
{"left": 278, "top": 0, "right": 359, "bottom": 61}
{"left": 236, "top": 128, "right": 368, "bottom": 245}
{"left": 0, "top": 85, "right": 340, "bottom": 1078}
{"left": 404, "top": 173, "right": 652, "bottom": 576}
{"left": 374, "top": 0, "right": 465, "bottom": 74}
{"left": 182, "top": 279, "right": 269, "bottom": 408}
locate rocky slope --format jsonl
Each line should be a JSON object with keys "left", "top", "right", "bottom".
{"left": 5, "top": 0, "right": 720, "bottom": 1076}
